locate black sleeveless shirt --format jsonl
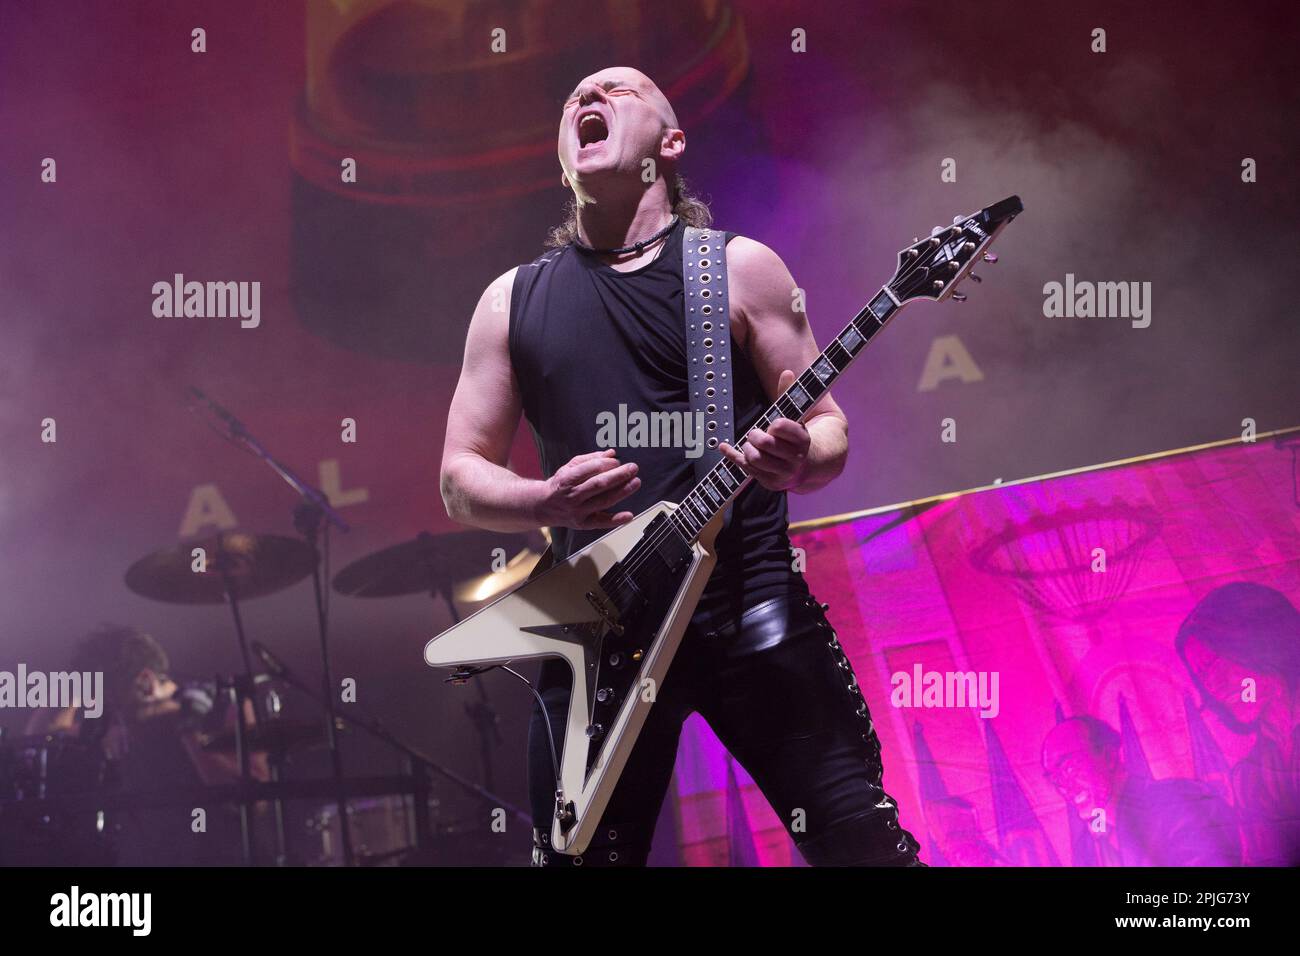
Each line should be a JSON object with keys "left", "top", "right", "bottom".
{"left": 508, "top": 218, "right": 810, "bottom": 624}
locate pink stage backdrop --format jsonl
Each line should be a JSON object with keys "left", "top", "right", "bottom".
{"left": 668, "top": 436, "right": 1300, "bottom": 866}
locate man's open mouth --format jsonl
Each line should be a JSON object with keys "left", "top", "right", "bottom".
{"left": 578, "top": 111, "right": 609, "bottom": 149}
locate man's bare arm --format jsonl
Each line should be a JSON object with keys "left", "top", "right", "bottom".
{"left": 440, "top": 269, "right": 642, "bottom": 531}
{"left": 723, "top": 237, "right": 849, "bottom": 494}
{"left": 440, "top": 268, "right": 545, "bottom": 531}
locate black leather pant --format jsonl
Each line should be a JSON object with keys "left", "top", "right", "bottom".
{"left": 528, "top": 593, "right": 925, "bottom": 867}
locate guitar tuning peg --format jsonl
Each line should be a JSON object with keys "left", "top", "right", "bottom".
{"left": 968, "top": 273, "right": 982, "bottom": 283}
{"left": 913, "top": 237, "right": 920, "bottom": 243}
{"left": 951, "top": 291, "right": 968, "bottom": 302}
{"left": 982, "top": 252, "right": 999, "bottom": 263}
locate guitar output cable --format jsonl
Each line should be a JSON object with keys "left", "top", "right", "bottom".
{"left": 460, "top": 664, "right": 568, "bottom": 825}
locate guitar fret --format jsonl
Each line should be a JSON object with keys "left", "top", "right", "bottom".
{"left": 709, "top": 472, "right": 733, "bottom": 503}
{"left": 852, "top": 314, "right": 886, "bottom": 344}
{"left": 681, "top": 504, "right": 702, "bottom": 535}
{"left": 689, "top": 495, "right": 708, "bottom": 525}
{"left": 673, "top": 505, "right": 690, "bottom": 529}
{"left": 699, "top": 493, "right": 715, "bottom": 520}
{"left": 685, "top": 282, "right": 907, "bottom": 544}
{"left": 837, "top": 326, "right": 864, "bottom": 353}
{"left": 678, "top": 520, "right": 697, "bottom": 543}
{"left": 869, "top": 290, "right": 896, "bottom": 321}
{"left": 664, "top": 513, "right": 688, "bottom": 545}
{"left": 681, "top": 496, "right": 702, "bottom": 528}
{"left": 702, "top": 480, "right": 723, "bottom": 505}
{"left": 798, "top": 370, "right": 827, "bottom": 401}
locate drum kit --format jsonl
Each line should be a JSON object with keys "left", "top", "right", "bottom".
{"left": 1, "top": 525, "right": 543, "bottom": 866}
{"left": 0, "top": 390, "right": 545, "bottom": 866}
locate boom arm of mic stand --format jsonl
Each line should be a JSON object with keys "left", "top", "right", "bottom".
{"left": 188, "top": 387, "right": 349, "bottom": 534}
{"left": 260, "top": 646, "right": 531, "bottom": 825}
{"left": 230, "top": 429, "right": 350, "bottom": 534}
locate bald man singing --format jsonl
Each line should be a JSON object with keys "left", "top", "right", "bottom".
{"left": 440, "top": 67, "right": 923, "bottom": 867}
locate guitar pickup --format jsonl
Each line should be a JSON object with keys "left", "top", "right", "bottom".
{"left": 647, "top": 514, "right": 692, "bottom": 571}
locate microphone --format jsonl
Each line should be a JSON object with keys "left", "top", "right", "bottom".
{"left": 251, "top": 641, "right": 290, "bottom": 680}
{"left": 173, "top": 682, "right": 216, "bottom": 719}
{"left": 167, "top": 680, "right": 218, "bottom": 733}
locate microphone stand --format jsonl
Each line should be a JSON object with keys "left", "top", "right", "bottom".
{"left": 215, "top": 560, "right": 257, "bottom": 866}
{"left": 190, "top": 387, "right": 355, "bottom": 867}
{"left": 437, "top": 584, "right": 502, "bottom": 792}
{"left": 253, "top": 641, "right": 532, "bottom": 844}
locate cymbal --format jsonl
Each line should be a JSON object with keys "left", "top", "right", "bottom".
{"left": 125, "top": 532, "right": 316, "bottom": 605}
{"left": 453, "top": 546, "right": 543, "bottom": 604}
{"left": 199, "top": 719, "right": 335, "bottom": 755}
{"left": 332, "top": 530, "right": 530, "bottom": 599}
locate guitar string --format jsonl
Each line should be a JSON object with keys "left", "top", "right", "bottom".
{"left": 606, "top": 289, "right": 891, "bottom": 591}
{"left": 600, "top": 225, "right": 972, "bottom": 595}
{"left": 609, "top": 282, "right": 898, "bottom": 583}
{"left": 569, "top": 231, "right": 977, "bottom": 815}
{"left": 601, "top": 314, "right": 866, "bottom": 594}
{"left": 578, "top": 224, "right": 994, "bottom": 767}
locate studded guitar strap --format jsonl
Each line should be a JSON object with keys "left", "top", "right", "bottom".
{"left": 683, "top": 225, "right": 734, "bottom": 527}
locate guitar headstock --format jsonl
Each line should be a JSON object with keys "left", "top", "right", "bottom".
{"left": 888, "top": 195, "right": 1023, "bottom": 304}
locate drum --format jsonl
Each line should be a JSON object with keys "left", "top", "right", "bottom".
{"left": 0, "top": 732, "right": 115, "bottom": 865}
{"left": 307, "top": 795, "right": 416, "bottom": 866}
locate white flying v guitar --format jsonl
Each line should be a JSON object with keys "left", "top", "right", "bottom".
{"left": 425, "top": 196, "right": 1023, "bottom": 856}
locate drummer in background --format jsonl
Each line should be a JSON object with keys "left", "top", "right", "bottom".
{"left": 25, "top": 624, "right": 268, "bottom": 865}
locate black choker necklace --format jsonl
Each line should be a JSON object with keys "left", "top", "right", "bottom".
{"left": 572, "top": 216, "right": 679, "bottom": 256}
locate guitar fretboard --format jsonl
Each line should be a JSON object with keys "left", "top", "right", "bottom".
{"left": 667, "top": 287, "right": 901, "bottom": 544}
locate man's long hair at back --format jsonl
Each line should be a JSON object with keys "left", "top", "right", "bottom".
{"left": 545, "top": 174, "right": 712, "bottom": 249}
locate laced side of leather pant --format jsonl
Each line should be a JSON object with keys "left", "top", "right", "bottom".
{"left": 528, "top": 593, "right": 926, "bottom": 867}
{"left": 794, "top": 596, "right": 925, "bottom": 867}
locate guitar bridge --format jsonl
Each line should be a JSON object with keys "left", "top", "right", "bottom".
{"left": 585, "top": 590, "right": 623, "bottom": 636}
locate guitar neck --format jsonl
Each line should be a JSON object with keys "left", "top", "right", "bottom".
{"left": 668, "top": 286, "right": 903, "bottom": 544}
